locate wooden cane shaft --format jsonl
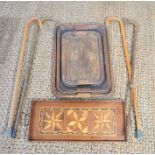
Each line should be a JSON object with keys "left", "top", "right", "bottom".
{"left": 105, "top": 16, "right": 141, "bottom": 130}
{"left": 131, "top": 87, "right": 141, "bottom": 129}
{"left": 8, "top": 17, "right": 42, "bottom": 128}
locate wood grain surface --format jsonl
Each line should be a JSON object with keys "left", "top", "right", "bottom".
{"left": 29, "top": 100, "right": 126, "bottom": 141}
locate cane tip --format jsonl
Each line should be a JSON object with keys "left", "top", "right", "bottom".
{"left": 135, "top": 129, "right": 143, "bottom": 139}
{"left": 12, "top": 129, "right": 17, "bottom": 138}
{"left": 4, "top": 128, "right": 16, "bottom": 138}
{"left": 4, "top": 128, "right": 13, "bottom": 137}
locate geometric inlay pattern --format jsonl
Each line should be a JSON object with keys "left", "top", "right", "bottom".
{"left": 40, "top": 108, "right": 115, "bottom": 135}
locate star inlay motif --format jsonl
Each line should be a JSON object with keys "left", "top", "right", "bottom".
{"left": 41, "top": 110, "right": 63, "bottom": 132}
{"left": 92, "top": 110, "right": 114, "bottom": 132}
{"left": 66, "top": 110, "right": 88, "bottom": 133}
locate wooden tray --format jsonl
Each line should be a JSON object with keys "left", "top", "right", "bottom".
{"left": 29, "top": 100, "right": 126, "bottom": 141}
{"left": 54, "top": 24, "right": 112, "bottom": 98}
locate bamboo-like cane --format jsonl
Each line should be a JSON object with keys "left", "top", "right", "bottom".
{"left": 105, "top": 16, "right": 143, "bottom": 138}
{"left": 5, "top": 16, "right": 42, "bottom": 137}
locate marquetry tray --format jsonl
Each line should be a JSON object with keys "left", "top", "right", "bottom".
{"left": 54, "top": 24, "right": 112, "bottom": 98}
{"left": 29, "top": 100, "right": 126, "bottom": 141}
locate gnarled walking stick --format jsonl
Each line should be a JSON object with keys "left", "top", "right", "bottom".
{"left": 105, "top": 16, "right": 143, "bottom": 138}
{"left": 5, "top": 16, "right": 42, "bottom": 137}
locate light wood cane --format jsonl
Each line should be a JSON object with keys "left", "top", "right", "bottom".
{"left": 105, "top": 16, "right": 143, "bottom": 138}
{"left": 5, "top": 16, "right": 42, "bottom": 137}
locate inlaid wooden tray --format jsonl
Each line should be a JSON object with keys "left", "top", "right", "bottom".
{"left": 54, "top": 24, "right": 112, "bottom": 98}
{"left": 29, "top": 100, "right": 126, "bottom": 141}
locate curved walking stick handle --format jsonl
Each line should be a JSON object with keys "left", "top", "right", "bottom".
{"left": 6, "top": 16, "right": 42, "bottom": 137}
{"left": 106, "top": 16, "right": 143, "bottom": 138}
{"left": 106, "top": 17, "right": 132, "bottom": 80}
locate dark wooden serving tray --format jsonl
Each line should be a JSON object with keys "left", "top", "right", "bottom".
{"left": 29, "top": 100, "right": 126, "bottom": 141}
{"left": 54, "top": 24, "right": 112, "bottom": 98}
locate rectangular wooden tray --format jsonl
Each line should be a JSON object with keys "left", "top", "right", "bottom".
{"left": 54, "top": 24, "right": 112, "bottom": 98}
{"left": 29, "top": 100, "right": 126, "bottom": 141}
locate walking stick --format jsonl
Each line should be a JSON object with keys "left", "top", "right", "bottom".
{"left": 5, "top": 16, "right": 42, "bottom": 137}
{"left": 105, "top": 16, "right": 143, "bottom": 138}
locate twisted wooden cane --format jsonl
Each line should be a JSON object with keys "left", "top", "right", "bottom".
{"left": 5, "top": 16, "right": 42, "bottom": 137}
{"left": 105, "top": 16, "right": 143, "bottom": 138}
